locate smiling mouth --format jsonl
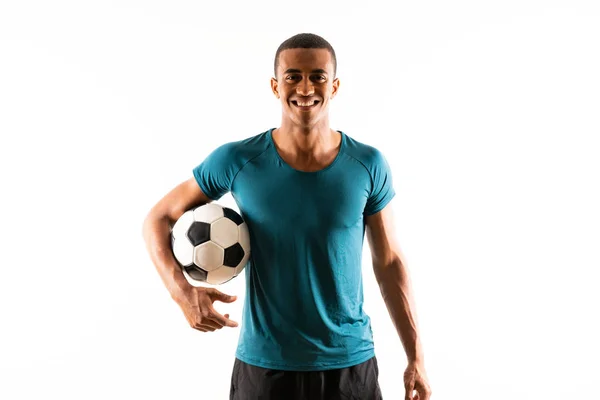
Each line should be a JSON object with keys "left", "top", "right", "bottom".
{"left": 291, "top": 100, "right": 320, "bottom": 110}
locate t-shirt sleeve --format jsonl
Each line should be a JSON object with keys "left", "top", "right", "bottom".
{"left": 192, "top": 142, "right": 237, "bottom": 201}
{"left": 363, "top": 149, "right": 396, "bottom": 216}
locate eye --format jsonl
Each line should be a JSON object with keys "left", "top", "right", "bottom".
{"left": 286, "top": 75, "right": 300, "bottom": 81}
{"left": 313, "top": 75, "right": 327, "bottom": 81}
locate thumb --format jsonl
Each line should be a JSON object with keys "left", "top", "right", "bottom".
{"left": 214, "top": 291, "right": 237, "bottom": 303}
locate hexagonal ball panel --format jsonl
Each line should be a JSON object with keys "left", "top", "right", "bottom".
{"left": 187, "top": 221, "right": 210, "bottom": 246}
{"left": 172, "top": 210, "right": 195, "bottom": 241}
{"left": 206, "top": 265, "right": 236, "bottom": 285}
{"left": 193, "top": 241, "right": 224, "bottom": 272}
{"left": 223, "top": 243, "right": 245, "bottom": 267}
{"left": 211, "top": 217, "right": 239, "bottom": 248}
{"left": 193, "top": 203, "right": 224, "bottom": 224}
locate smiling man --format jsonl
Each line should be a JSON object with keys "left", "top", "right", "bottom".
{"left": 143, "top": 33, "right": 431, "bottom": 400}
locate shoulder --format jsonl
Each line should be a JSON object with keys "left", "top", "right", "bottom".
{"left": 205, "top": 128, "right": 272, "bottom": 164}
{"left": 192, "top": 128, "right": 273, "bottom": 198}
{"left": 342, "top": 131, "right": 391, "bottom": 172}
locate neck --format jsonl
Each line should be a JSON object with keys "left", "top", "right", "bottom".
{"left": 275, "top": 119, "right": 335, "bottom": 155}
{"left": 271, "top": 123, "right": 342, "bottom": 172}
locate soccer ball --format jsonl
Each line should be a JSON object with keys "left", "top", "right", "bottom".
{"left": 171, "top": 203, "right": 250, "bottom": 286}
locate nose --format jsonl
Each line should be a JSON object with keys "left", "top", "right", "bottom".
{"left": 296, "top": 77, "right": 314, "bottom": 96}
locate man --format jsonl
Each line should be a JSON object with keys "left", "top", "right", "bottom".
{"left": 143, "top": 33, "right": 431, "bottom": 400}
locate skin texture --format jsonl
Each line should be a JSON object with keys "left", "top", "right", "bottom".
{"left": 142, "top": 46, "right": 431, "bottom": 399}
{"left": 270, "top": 48, "right": 341, "bottom": 172}
{"left": 365, "top": 203, "right": 432, "bottom": 400}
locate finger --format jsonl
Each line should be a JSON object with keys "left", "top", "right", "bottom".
{"left": 201, "top": 320, "right": 224, "bottom": 330}
{"left": 199, "top": 325, "right": 217, "bottom": 332}
{"left": 191, "top": 318, "right": 210, "bottom": 331}
{"left": 208, "top": 307, "right": 239, "bottom": 327}
{"left": 193, "top": 312, "right": 224, "bottom": 331}
{"left": 210, "top": 289, "right": 238, "bottom": 303}
{"left": 190, "top": 312, "right": 218, "bottom": 331}
{"left": 194, "top": 316, "right": 219, "bottom": 331}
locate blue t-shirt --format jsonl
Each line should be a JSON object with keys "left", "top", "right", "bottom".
{"left": 192, "top": 127, "right": 395, "bottom": 371}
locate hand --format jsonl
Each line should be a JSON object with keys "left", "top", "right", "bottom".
{"left": 175, "top": 287, "right": 239, "bottom": 332}
{"left": 404, "top": 361, "right": 432, "bottom": 400}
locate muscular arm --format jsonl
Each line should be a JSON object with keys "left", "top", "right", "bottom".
{"left": 365, "top": 202, "right": 424, "bottom": 364}
{"left": 142, "top": 177, "right": 213, "bottom": 302}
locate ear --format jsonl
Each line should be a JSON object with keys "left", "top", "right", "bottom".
{"left": 331, "top": 77, "right": 340, "bottom": 99}
{"left": 270, "top": 77, "right": 280, "bottom": 99}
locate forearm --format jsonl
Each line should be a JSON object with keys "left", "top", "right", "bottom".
{"left": 142, "top": 214, "right": 192, "bottom": 302}
{"left": 374, "top": 258, "right": 424, "bottom": 364}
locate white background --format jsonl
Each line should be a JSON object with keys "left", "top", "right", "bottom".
{"left": 1, "top": 1, "right": 599, "bottom": 399}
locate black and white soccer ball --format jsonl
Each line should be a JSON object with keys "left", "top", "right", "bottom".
{"left": 171, "top": 203, "right": 250, "bottom": 286}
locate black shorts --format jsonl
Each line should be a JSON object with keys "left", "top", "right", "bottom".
{"left": 229, "top": 356, "right": 383, "bottom": 400}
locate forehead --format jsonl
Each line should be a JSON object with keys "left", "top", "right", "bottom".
{"left": 278, "top": 48, "right": 333, "bottom": 74}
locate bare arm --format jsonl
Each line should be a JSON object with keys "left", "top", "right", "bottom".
{"left": 365, "top": 203, "right": 423, "bottom": 363}
{"left": 142, "top": 177, "right": 238, "bottom": 331}
{"left": 142, "top": 177, "right": 212, "bottom": 300}
{"left": 365, "top": 201, "right": 431, "bottom": 399}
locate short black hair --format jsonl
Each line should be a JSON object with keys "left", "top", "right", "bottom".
{"left": 274, "top": 33, "right": 337, "bottom": 79}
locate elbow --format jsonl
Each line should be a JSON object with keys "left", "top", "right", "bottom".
{"left": 142, "top": 210, "right": 160, "bottom": 242}
{"left": 142, "top": 213, "right": 152, "bottom": 242}
{"left": 372, "top": 252, "right": 403, "bottom": 271}
{"left": 142, "top": 210, "right": 172, "bottom": 240}
{"left": 373, "top": 255, "right": 407, "bottom": 281}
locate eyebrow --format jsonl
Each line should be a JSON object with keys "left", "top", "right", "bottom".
{"left": 283, "top": 68, "right": 328, "bottom": 75}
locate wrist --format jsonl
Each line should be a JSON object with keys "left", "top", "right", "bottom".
{"left": 407, "top": 347, "right": 425, "bottom": 365}
{"left": 168, "top": 272, "right": 194, "bottom": 301}
{"left": 407, "top": 356, "right": 425, "bottom": 366}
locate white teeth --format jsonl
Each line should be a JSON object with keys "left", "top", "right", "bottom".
{"left": 296, "top": 101, "right": 315, "bottom": 107}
